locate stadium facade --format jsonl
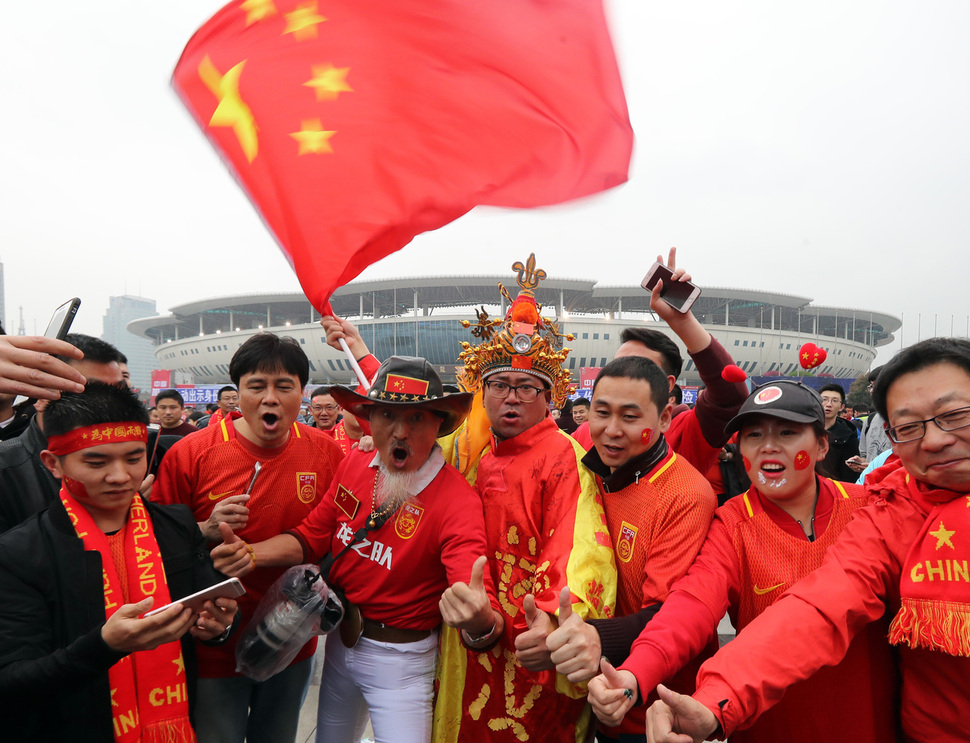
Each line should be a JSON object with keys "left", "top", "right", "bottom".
{"left": 128, "top": 276, "right": 900, "bottom": 388}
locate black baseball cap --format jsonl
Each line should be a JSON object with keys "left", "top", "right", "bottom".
{"left": 725, "top": 381, "right": 825, "bottom": 436}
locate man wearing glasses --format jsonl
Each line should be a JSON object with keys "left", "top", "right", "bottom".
{"left": 309, "top": 385, "right": 365, "bottom": 455}
{"left": 644, "top": 337, "right": 970, "bottom": 743}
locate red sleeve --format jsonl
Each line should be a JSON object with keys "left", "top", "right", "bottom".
{"left": 437, "top": 476, "right": 499, "bottom": 611}
{"left": 621, "top": 515, "right": 739, "bottom": 696}
{"left": 153, "top": 436, "right": 196, "bottom": 506}
{"left": 692, "top": 498, "right": 917, "bottom": 736}
{"left": 687, "top": 336, "right": 749, "bottom": 448}
{"left": 532, "top": 461, "right": 586, "bottom": 617}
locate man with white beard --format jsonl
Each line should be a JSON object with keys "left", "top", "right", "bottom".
{"left": 212, "top": 356, "right": 503, "bottom": 743}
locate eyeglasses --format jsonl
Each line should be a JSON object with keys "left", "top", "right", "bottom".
{"left": 311, "top": 404, "right": 339, "bottom": 412}
{"left": 886, "top": 406, "right": 970, "bottom": 443}
{"left": 483, "top": 380, "right": 545, "bottom": 402}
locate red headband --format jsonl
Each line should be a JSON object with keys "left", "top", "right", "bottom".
{"left": 47, "top": 422, "right": 148, "bottom": 456}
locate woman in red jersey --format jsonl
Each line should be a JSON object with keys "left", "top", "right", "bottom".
{"left": 587, "top": 380, "right": 898, "bottom": 743}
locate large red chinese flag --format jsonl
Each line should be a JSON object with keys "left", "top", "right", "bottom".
{"left": 173, "top": 0, "right": 632, "bottom": 312}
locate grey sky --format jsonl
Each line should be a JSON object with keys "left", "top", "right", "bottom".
{"left": 2, "top": 1, "right": 967, "bottom": 366}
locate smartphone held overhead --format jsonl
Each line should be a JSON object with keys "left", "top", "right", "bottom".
{"left": 44, "top": 298, "right": 81, "bottom": 340}
{"left": 640, "top": 262, "right": 701, "bottom": 314}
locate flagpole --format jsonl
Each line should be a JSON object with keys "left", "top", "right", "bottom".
{"left": 338, "top": 337, "right": 371, "bottom": 390}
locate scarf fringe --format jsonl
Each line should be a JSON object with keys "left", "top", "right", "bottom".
{"left": 889, "top": 597, "right": 970, "bottom": 657}
{"left": 141, "top": 717, "right": 197, "bottom": 743}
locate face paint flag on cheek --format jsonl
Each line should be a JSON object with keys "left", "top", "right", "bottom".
{"left": 742, "top": 456, "right": 751, "bottom": 472}
{"left": 640, "top": 428, "right": 653, "bottom": 445}
{"left": 63, "top": 476, "right": 90, "bottom": 499}
{"left": 794, "top": 451, "right": 811, "bottom": 470}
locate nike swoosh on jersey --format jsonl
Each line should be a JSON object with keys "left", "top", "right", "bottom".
{"left": 752, "top": 582, "right": 786, "bottom": 595}
{"left": 207, "top": 491, "right": 233, "bottom": 501}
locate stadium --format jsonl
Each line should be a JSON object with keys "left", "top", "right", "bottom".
{"left": 129, "top": 276, "right": 900, "bottom": 388}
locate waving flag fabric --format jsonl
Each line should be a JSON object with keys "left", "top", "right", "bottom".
{"left": 173, "top": 0, "right": 633, "bottom": 311}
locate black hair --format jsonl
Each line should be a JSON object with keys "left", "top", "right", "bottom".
{"left": 854, "top": 402, "right": 869, "bottom": 414}
{"left": 311, "top": 385, "right": 335, "bottom": 400}
{"left": 58, "top": 334, "right": 124, "bottom": 364}
{"left": 672, "top": 383, "right": 683, "bottom": 406}
{"left": 818, "top": 383, "right": 846, "bottom": 404}
{"left": 872, "top": 338, "right": 970, "bottom": 421}
{"left": 618, "top": 327, "right": 683, "bottom": 378}
{"left": 45, "top": 381, "right": 148, "bottom": 439}
{"left": 572, "top": 398, "right": 591, "bottom": 410}
{"left": 868, "top": 365, "right": 884, "bottom": 383}
{"left": 206, "top": 403, "right": 219, "bottom": 413}
{"left": 186, "top": 410, "right": 205, "bottom": 423}
{"left": 217, "top": 385, "right": 237, "bottom": 401}
{"left": 229, "top": 333, "right": 309, "bottom": 388}
{"left": 592, "top": 356, "right": 670, "bottom": 412}
{"left": 155, "top": 389, "right": 185, "bottom": 407}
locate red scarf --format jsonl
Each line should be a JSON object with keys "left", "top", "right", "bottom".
{"left": 59, "top": 488, "right": 197, "bottom": 742}
{"left": 886, "top": 470, "right": 970, "bottom": 657}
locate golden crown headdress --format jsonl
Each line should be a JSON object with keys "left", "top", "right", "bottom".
{"left": 458, "top": 254, "right": 574, "bottom": 407}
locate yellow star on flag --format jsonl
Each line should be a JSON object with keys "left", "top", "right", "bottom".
{"left": 173, "top": 656, "right": 185, "bottom": 675}
{"left": 241, "top": 0, "right": 277, "bottom": 25}
{"left": 290, "top": 119, "right": 336, "bottom": 155}
{"left": 198, "top": 56, "right": 259, "bottom": 163}
{"left": 283, "top": 1, "right": 327, "bottom": 41}
{"left": 304, "top": 64, "right": 353, "bottom": 101}
{"left": 929, "top": 521, "right": 956, "bottom": 550}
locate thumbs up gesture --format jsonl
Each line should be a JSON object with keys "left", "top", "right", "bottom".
{"left": 645, "top": 684, "right": 719, "bottom": 743}
{"left": 440, "top": 556, "right": 501, "bottom": 644}
{"left": 588, "top": 657, "right": 639, "bottom": 727}
{"left": 514, "top": 591, "right": 558, "bottom": 671}
{"left": 546, "top": 586, "right": 601, "bottom": 682}
{"left": 210, "top": 522, "right": 256, "bottom": 578}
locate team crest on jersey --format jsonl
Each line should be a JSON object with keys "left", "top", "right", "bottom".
{"left": 297, "top": 473, "right": 317, "bottom": 504}
{"left": 395, "top": 503, "right": 424, "bottom": 539}
{"left": 616, "top": 521, "right": 638, "bottom": 563}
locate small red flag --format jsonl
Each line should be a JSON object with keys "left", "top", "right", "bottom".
{"left": 383, "top": 374, "right": 430, "bottom": 397}
{"left": 173, "top": 0, "right": 632, "bottom": 312}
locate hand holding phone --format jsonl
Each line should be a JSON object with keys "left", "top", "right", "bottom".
{"left": 144, "top": 578, "right": 246, "bottom": 617}
{"left": 641, "top": 261, "right": 701, "bottom": 314}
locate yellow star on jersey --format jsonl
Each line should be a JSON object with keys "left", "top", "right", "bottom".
{"left": 198, "top": 56, "right": 258, "bottom": 163}
{"left": 241, "top": 0, "right": 276, "bottom": 25}
{"left": 173, "top": 656, "right": 185, "bottom": 675}
{"left": 290, "top": 119, "right": 335, "bottom": 154}
{"left": 929, "top": 521, "right": 956, "bottom": 550}
{"left": 304, "top": 64, "right": 353, "bottom": 101}
{"left": 284, "top": 1, "right": 327, "bottom": 41}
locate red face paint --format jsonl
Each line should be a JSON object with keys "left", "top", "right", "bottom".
{"left": 63, "top": 476, "right": 91, "bottom": 499}
{"left": 640, "top": 428, "right": 654, "bottom": 445}
{"left": 742, "top": 456, "right": 751, "bottom": 472}
{"left": 794, "top": 451, "right": 811, "bottom": 471}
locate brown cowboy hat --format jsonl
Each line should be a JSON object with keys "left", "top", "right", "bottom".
{"left": 330, "top": 356, "right": 473, "bottom": 436}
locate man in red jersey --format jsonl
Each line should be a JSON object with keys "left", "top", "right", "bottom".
{"left": 211, "top": 356, "right": 501, "bottom": 743}
{"left": 546, "top": 356, "right": 717, "bottom": 742}
{"left": 155, "top": 333, "right": 343, "bottom": 743}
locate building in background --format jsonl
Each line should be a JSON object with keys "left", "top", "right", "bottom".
{"left": 128, "top": 276, "right": 900, "bottom": 388}
{"left": 102, "top": 295, "right": 157, "bottom": 393}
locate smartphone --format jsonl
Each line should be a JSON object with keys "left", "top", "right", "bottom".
{"left": 13, "top": 298, "right": 83, "bottom": 406}
{"left": 640, "top": 262, "right": 701, "bottom": 314}
{"left": 44, "top": 298, "right": 81, "bottom": 340}
{"left": 144, "top": 577, "right": 246, "bottom": 617}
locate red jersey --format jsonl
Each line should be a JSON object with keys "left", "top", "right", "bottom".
{"left": 155, "top": 417, "right": 343, "bottom": 677}
{"left": 624, "top": 478, "right": 898, "bottom": 743}
{"left": 597, "top": 448, "right": 717, "bottom": 738}
{"left": 290, "top": 446, "right": 494, "bottom": 630}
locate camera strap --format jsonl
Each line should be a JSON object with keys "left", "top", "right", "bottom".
{"left": 317, "top": 505, "right": 399, "bottom": 581}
